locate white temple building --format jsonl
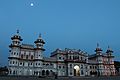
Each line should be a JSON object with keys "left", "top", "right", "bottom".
{"left": 8, "top": 30, "right": 116, "bottom": 76}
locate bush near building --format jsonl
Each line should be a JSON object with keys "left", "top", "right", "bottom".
{"left": 0, "top": 66, "right": 8, "bottom": 76}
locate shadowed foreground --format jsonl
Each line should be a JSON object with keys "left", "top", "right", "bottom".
{"left": 0, "top": 76, "right": 120, "bottom": 80}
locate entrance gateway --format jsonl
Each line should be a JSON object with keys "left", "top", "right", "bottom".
{"left": 74, "top": 65, "right": 80, "bottom": 76}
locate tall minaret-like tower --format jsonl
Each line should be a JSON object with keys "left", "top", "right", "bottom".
{"left": 95, "top": 43, "right": 103, "bottom": 76}
{"left": 34, "top": 34, "right": 45, "bottom": 49}
{"left": 8, "top": 30, "right": 22, "bottom": 75}
{"left": 34, "top": 34, "right": 45, "bottom": 76}
{"left": 106, "top": 46, "right": 113, "bottom": 56}
{"left": 106, "top": 46, "right": 115, "bottom": 75}
{"left": 95, "top": 43, "right": 102, "bottom": 55}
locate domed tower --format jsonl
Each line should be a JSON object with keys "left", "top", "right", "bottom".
{"left": 95, "top": 43, "right": 103, "bottom": 76}
{"left": 106, "top": 46, "right": 115, "bottom": 75}
{"left": 10, "top": 30, "right": 22, "bottom": 46}
{"left": 34, "top": 34, "right": 45, "bottom": 49}
{"left": 106, "top": 46, "right": 113, "bottom": 56}
{"left": 34, "top": 34, "right": 45, "bottom": 76}
{"left": 95, "top": 43, "right": 102, "bottom": 55}
{"left": 8, "top": 30, "right": 22, "bottom": 75}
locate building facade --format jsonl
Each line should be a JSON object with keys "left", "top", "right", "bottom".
{"left": 8, "top": 31, "right": 116, "bottom": 76}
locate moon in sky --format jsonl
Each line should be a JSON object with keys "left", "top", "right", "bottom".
{"left": 30, "top": 3, "right": 34, "bottom": 6}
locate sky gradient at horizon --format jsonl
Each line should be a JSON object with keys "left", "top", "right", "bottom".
{"left": 0, "top": 0, "right": 120, "bottom": 66}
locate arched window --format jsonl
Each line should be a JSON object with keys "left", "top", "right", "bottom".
{"left": 38, "top": 63, "right": 40, "bottom": 65}
{"left": 42, "top": 70, "right": 45, "bottom": 76}
{"left": 95, "top": 66, "right": 97, "bottom": 69}
{"left": 10, "top": 61, "right": 12, "bottom": 64}
{"left": 63, "top": 66, "right": 65, "bottom": 69}
{"left": 13, "top": 70, "right": 15, "bottom": 74}
{"left": 81, "top": 57, "right": 83, "bottom": 60}
{"left": 16, "top": 61, "right": 17, "bottom": 64}
{"left": 13, "top": 61, "right": 14, "bottom": 64}
{"left": 81, "top": 65, "right": 83, "bottom": 69}
{"left": 59, "top": 65, "right": 61, "bottom": 69}
{"left": 81, "top": 70, "right": 84, "bottom": 75}
{"left": 36, "top": 71, "right": 38, "bottom": 75}
{"left": 70, "top": 64, "right": 72, "bottom": 68}
{"left": 50, "top": 70, "right": 53, "bottom": 72}
{"left": 90, "top": 66, "right": 92, "bottom": 69}
{"left": 59, "top": 57, "right": 61, "bottom": 59}
{"left": 14, "top": 52, "right": 16, "bottom": 55}
{"left": 26, "top": 55, "right": 28, "bottom": 59}
{"left": 31, "top": 55, "right": 33, "bottom": 59}
{"left": 69, "top": 56, "right": 71, "bottom": 60}
{"left": 34, "top": 71, "right": 36, "bottom": 75}
{"left": 70, "top": 72, "right": 72, "bottom": 75}
{"left": 31, "top": 63, "right": 32, "bottom": 65}
{"left": 46, "top": 70, "right": 49, "bottom": 76}
{"left": 21, "top": 54, "right": 23, "bottom": 59}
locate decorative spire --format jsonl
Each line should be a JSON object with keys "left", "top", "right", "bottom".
{"left": 97, "top": 43, "right": 99, "bottom": 48}
{"left": 106, "top": 45, "right": 113, "bottom": 53}
{"left": 17, "top": 29, "right": 19, "bottom": 34}
{"left": 39, "top": 33, "right": 41, "bottom": 38}
{"left": 95, "top": 43, "right": 102, "bottom": 52}
{"left": 108, "top": 45, "right": 112, "bottom": 51}
{"left": 108, "top": 45, "right": 110, "bottom": 50}
{"left": 34, "top": 33, "right": 45, "bottom": 44}
{"left": 10, "top": 29, "right": 23, "bottom": 46}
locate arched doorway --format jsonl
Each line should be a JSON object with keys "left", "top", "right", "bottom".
{"left": 74, "top": 65, "right": 80, "bottom": 76}
{"left": 13, "top": 70, "right": 15, "bottom": 75}
{"left": 42, "top": 70, "right": 45, "bottom": 76}
{"left": 46, "top": 70, "right": 49, "bottom": 76}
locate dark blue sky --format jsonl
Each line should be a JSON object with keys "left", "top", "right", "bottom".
{"left": 0, "top": 0, "right": 120, "bottom": 66}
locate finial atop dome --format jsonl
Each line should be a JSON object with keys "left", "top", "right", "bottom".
{"left": 108, "top": 45, "right": 110, "bottom": 49}
{"left": 11, "top": 29, "right": 22, "bottom": 41}
{"left": 17, "top": 29, "right": 19, "bottom": 34}
{"left": 10, "top": 30, "right": 22, "bottom": 47}
{"left": 95, "top": 43, "right": 102, "bottom": 52}
{"left": 97, "top": 43, "right": 99, "bottom": 48}
{"left": 106, "top": 45, "right": 113, "bottom": 53}
{"left": 39, "top": 33, "right": 41, "bottom": 38}
{"left": 107, "top": 45, "right": 112, "bottom": 51}
{"left": 34, "top": 33, "right": 45, "bottom": 44}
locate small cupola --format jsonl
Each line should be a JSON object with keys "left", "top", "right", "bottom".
{"left": 34, "top": 34, "right": 45, "bottom": 50}
{"left": 10, "top": 30, "right": 22, "bottom": 47}
{"left": 11, "top": 30, "right": 22, "bottom": 41}
{"left": 106, "top": 46, "right": 113, "bottom": 55}
{"left": 95, "top": 43, "right": 102, "bottom": 53}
